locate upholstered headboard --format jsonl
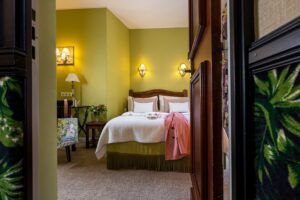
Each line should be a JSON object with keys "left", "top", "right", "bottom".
{"left": 129, "top": 89, "right": 188, "bottom": 98}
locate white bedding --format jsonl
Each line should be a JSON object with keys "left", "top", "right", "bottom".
{"left": 95, "top": 112, "right": 190, "bottom": 159}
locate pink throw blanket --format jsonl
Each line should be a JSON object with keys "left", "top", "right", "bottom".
{"left": 165, "top": 112, "right": 191, "bottom": 160}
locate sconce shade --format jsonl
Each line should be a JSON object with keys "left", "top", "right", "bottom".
{"left": 65, "top": 73, "right": 80, "bottom": 83}
{"left": 139, "top": 64, "right": 146, "bottom": 78}
{"left": 178, "top": 63, "right": 188, "bottom": 77}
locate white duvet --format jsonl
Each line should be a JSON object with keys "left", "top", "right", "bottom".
{"left": 95, "top": 112, "right": 189, "bottom": 159}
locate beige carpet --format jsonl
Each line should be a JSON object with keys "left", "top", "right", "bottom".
{"left": 57, "top": 144, "right": 192, "bottom": 200}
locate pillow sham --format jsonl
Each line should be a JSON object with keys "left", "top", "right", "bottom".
{"left": 159, "top": 95, "right": 189, "bottom": 112}
{"left": 133, "top": 102, "right": 154, "bottom": 113}
{"left": 163, "top": 97, "right": 190, "bottom": 113}
{"left": 128, "top": 96, "right": 158, "bottom": 112}
{"left": 169, "top": 102, "right": 190, "bottom": 113}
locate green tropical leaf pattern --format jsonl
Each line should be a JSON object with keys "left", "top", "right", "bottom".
{"left": 0, "top": 76, "right": 24, "bottom": 199}
{"left": 254, "top": 63, "right": 300, "bottom": 199}
{"left": 0, "top": 77, "right": 24, "bottom": 148}
{"left": 0, "top": 159, "right": 23, "bottom": 199}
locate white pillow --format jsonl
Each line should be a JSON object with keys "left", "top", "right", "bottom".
{"left": 159, "top": 95, "right": 188, "bottom": 112}
{"left": 163, "top": 97, "right": 189, "bottom": 113}
{"left": 169, "top": 102, "right": 190, "bottom": 113}
{"left": 128, "top": 96, "right": 157, "bottom": 112}
{"left": 133, "top": 102, "right": 154, "bottom": 113}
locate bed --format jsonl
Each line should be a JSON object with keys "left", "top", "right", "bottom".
{"left": 95, "top": 89, "right": 191, "bottom": 172}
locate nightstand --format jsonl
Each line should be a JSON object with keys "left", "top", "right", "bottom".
{"left": 85, "top": 121, "right": 107, "bottom": 148}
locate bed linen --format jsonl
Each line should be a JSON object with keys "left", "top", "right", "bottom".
{"left": 95, "top": 112, "right": 190, "bottom": 159}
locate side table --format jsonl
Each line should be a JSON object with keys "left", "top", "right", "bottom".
{"left": 71, "top": 106, "right": 90, "bottom": 135}
{"left": 85, "top": 121, "right": 107, "bottom": 148}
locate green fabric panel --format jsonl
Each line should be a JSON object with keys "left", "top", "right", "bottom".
{"left": 107, "top": 142, "right": 165, "bottom": 155}
{"left": 107, "top": 152, "right": 191, "bottom": 173}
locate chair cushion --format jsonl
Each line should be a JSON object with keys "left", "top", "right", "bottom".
{"left": 57, "top": 118, "right": 79, "bottom": 149}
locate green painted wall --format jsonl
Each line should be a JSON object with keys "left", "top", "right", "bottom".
{"left": 56, "top": 9, "right": 107, "bottom": 106}
{"left": 39, "top": 0, "right": 57, "bottom": 199}
{"left": 106, "top": 10, "right": 130, "bottom": 119}
{"left": 56, "top": 10, "right": 189, "bottom": 119}
{"left": 56, "top": 9, "right": 130, "bottom": 119}
{"left": 130, "top": 28, "right": 189, "bottom": 92}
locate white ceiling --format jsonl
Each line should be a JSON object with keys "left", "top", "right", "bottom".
{"left": 56, "top": 0, "right": 188, "bottom": 29}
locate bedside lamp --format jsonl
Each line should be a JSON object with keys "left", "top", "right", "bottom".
{"left": 65, "top": 73, "right": 80, "bottom": 105}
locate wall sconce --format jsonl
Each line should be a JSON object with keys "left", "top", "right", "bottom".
{"left": 56, "top": 46, "right": 74, "bottom": 65}
{"left": 138, "top": 64, "right": 146, "bottom": 78}
{"left": 178, "top": 63, "right": 191, "bottom": 77}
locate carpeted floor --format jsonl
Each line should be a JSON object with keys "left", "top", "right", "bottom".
{"left": 57, "top": 143, "right": 192, "bottom": 200}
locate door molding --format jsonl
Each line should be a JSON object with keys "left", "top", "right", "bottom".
{"left": 190, "top": 61, "right": 208, "bottom": 200}
{"left": 188, "top": 0, "right": 207, "bottom": 61}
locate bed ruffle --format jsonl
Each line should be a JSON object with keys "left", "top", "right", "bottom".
{"left": 107, "top": 152, "right": 191, "bottom": 172}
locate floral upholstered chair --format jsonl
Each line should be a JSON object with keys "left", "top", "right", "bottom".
{"left": 57, "top": 118, "right": 78, "bottom": 162}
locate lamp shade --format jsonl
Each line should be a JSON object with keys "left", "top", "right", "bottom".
{"left": 65, "top": 73, "right": 80, "bottom": 83}
{"left": 178, "top": 63, "right": 187, "bottom": 77}
{"left": 138, "top": 64, "right": 146, "bottom": 77}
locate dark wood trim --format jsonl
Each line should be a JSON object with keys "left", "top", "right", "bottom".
{"left": 129, "top": 89, "right": 188, "bottom": 98}
{"left": 0, "top": 50, "right": 27, "bottom": 70}
{"left": 250, "top": 16, "right": 300, "bottom": 50}
{"left": 249, "top": 17, "right": 300, "bottom": 65}
{"left": 190, "top": 61, "right": 208, "bottom": 200}
{"left": 210, "top": 0, "right": 223, "bottom": 197}
{"left": 229, "top": 0, "right": 255, "bottom": 199}
{"left": 188, "top": 0, "right": 206, "bottom": 61}
{"left": 25, "top": 0, "right": 32, "bottom": 198}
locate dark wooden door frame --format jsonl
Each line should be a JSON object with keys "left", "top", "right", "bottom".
{"left": 229, "top": 0, "right": 254, "bottom": 199}
{"left": 25, "top": 0, "right": 33, "bottom": 199}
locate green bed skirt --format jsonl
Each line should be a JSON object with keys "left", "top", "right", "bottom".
{"left": 106, "top": 142, "right": 191, "bottom": 172}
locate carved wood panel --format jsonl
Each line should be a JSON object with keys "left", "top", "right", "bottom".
{"left": 190, "top": 61, "right": 208, "bottom": 200}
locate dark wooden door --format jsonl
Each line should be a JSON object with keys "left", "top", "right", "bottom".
{"left": 230, "top": 0, "right": 300, "bottom": 198}
{"left": 0, "top": 0, "right": 32, "bottom": 199}
{"left": 188, "top": 0, "right": 223, "bottom": 199}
